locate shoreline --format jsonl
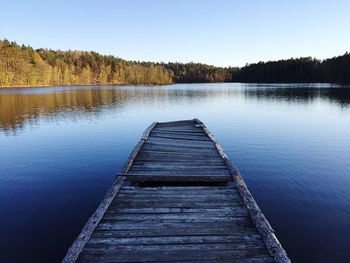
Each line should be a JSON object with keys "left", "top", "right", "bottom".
{"left": 0, "top": 83, "right": 174, "bottom": 89}
{"left": 1, "top": 81, "right": 349, "bottom": 90}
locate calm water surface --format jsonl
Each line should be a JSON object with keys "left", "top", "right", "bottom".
{"left": 0, "top": 83, "right": 350, "bottom": 263}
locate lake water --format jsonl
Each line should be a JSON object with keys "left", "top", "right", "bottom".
{"left": 0, "top": 83, "right": 350, "bottom": 263}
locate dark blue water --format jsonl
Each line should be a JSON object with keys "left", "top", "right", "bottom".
{"left": 0, "top": 83, "right": 350, "bottom": 263}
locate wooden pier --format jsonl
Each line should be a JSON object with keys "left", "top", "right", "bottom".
{"left": 63, "top": 119, "right": 290, "bottom": 263}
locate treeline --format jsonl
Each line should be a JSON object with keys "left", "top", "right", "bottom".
{"left": 234, "top": 54, "right": 350, "bottom": 83}
{"left": 162, "top": 63, "right": 234, "bottom": 83}
{"left": 0, "top": 40, "right": 173, "bottom": 87}
{"left": 1, "top": 39, "right": 350, "bottom": 87}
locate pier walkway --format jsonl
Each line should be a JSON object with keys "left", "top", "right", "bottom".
{"left": 63, "top": 119, "right": 290, "bottom": 263}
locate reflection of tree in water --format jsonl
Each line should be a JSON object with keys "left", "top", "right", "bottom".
{"left": 244, "top": 88, "right": 350, "bottom": 108}
{"left": 1, "top": 86, "right": 350, "bottom": 133}
{"left": 0, "top": 87, "right": 214, "bottom": 133}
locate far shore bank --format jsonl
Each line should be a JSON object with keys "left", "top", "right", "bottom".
{"left": 1, "top": 82, "right": 350, "bottom": 90}
{"left": 0, "top": 83, "right": 175, "bottom": 89}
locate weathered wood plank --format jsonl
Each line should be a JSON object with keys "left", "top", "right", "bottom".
{"left": 126, "top": 168, "right": 231, "bottom": 175}
{"left": 132, "top": 160, "right": 226, "bottom": 167}
{"left": 132, "top": 163, "right": 227, "bottom": 171}
{"left": 150, "top": 132, "right": 210, "bottom": 141}
{"left": 96, "top": 219, "right": 253, "bottom": 230}
{"left": 116, "top": 186, "right": 237, "bottom": 193}
{"left": 92, "top": 227, "right": 259, "bottom": 238}
{"left": 135, "top": 150, "right": 221, "bottom": 159}
{"left": 152, "top": 128, "right": 205, "bottom": 133}
{"left": 156, "top": 122, "right": 196, "bottom": 128}
{"left": 78, "top": 258, "right": 274, "bottom": 263}
{"left": 117, "top": 191, "right": 235, "bottom": 196}
{"left": 141, "top": 145, "right": 217, "bottom": 154}
{"left": 150, "top": 130, "right": 206, "bottom": 136}
{"left": 146, "top": 137, "right": 215, "bottom": 147}
{"left": 102, "top": 207, "right": 241, "bottom": 214}
{"left": 102, "top": 214, "right": 249, "bottom": 223}
{"left": 104, "top": 212, "right": 249, "bottom": 220}
{"left": 87, "top": 234, "right": 263, "bottom": 246}
{"left": 115, "top": 191, "right": 238, "bottom": 198}
{"left": 155, "top": 121, "right": 199, "bottom": 126}
{"left": 109, "top": 201, "right": 244, "bottom": 209}
{"left": 81, "top": 242, "right": 268, "bottom": 253}
{"left": 128, "top": 166, "right": 229, "bottom": 172}
{"left": 126, "top": 175, "right": 232, "bottom": 182}
{"left": 106, "top": 204, "right": 246, "bottom": 212}
{"left": 78, "top": 249, "right": 273, "bottom": 263}
{"left": 107, "top": 196, "right": 242, "bottom": 204}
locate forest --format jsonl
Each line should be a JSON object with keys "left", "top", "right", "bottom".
{"left": 234, "top": 55, "right": 350, "bottom": 83}
{"left": 0, "top": 39, "right": 349, "bottom": 87}
{"left": 0, "top": 40, "right": 173, "bottom": 87}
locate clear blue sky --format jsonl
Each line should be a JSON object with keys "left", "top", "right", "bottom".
{"left": 0, "top": 0, "right": 349, "bottom": 67}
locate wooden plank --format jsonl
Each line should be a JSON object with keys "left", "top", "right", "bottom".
{"left": 155, "top": 121, "right": 198, "bottom": 126}
{"left": 152, "top": 128, "right": 205, "bottom": 134}
{"left": 111, "top": 202, "right": 243, "bottom": 211}
{"left": 128, "top": 165, "right": 229, "bottom": 171}
{"left": 116, "top": 188, "right": 238, "bottom": 194}
{"left": 150, "top": 132, "right": 210, "bottom": 141}
{"left": 132, "top": 160, "right": 226, "bottom": 166}
{"left": 112, "top": 192, "right": 238, "bottom": 199}
{"left": 150, "top": 134, "right": 210, "bottom": 141}
{"left": 112, "top": 194, "right": 238, "bottom": 199}
{"left": 108, "top": 202, "right": 243, "bottom": 210}
{"left": 78, "top": 257, "right": 274, "bottom": 263}
{"left": 146, "top": 137, "right": 215, "bottom": 147}
{"left": 81, "top": 243, "right": 268, "bottom": 252}
{"left": 87, "top": 234, "right": 263, "bottom": 246}
{"left": 110, "top": 196, "right": 240, "bottom": 203}
{"left": 142, "top": 143, "right": 216, "bottom": 152}
{"left": 96, "top": 220, "right": 253, "bottom": 230}
{"left": 103, "top": 211, "right": 248, "bottom": 219}
{"left": 126, "top": 175, "right": 231, "bottom": 182}
{"left": 140, "top": 146, "right": 218, "bottom": 155}
{"left": 139, "top": 143, "right": 220, "bottom": 155}
{"left": 140, "top": 147, "right": 217, "bottom": 156}
{"left": 137, "top": 148, "right": 220, "bottom": 157}
{"left": 78, "top": 249, "right": 273, "bottom": 263}
{"left": 156, "top": 121, "right": 196, "bottom": 126}
{"left": 150, "top": 130, "right": 206, "bottom": 136}
{"left": 117, "top": 187, "right": 240, "bottom": 195}
{"left": 114, "top": 193, "right": 240, "bottom": 199}
{"left": 102, "top": 213, "right": 249, "bottom": 222}
{"left": 92, "top": 227, "right": 259, "bottom": 238}
{"left": 156, "top": 122, "right": 196, "bottom": 128}
{"left": 133, "top": 158, "right": 221, "bottom": 163}
{"left": 109, "top": 199, "right": 243, "bottom": 207}
{"left": 102, "top": 207, "right": 242, "bottom": 214}
{"left": 152, "top": 127, "right": 201, "bottom": 132}
{"left": 126, "top": 168, "right": 231, "bottom": 175}
{"left": 118, "top": 187, "right": 235, "bottom": 192}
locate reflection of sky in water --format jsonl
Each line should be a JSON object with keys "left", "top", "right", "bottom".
{"left": 0, "top": 83, "right": 350, "bottom": 263}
